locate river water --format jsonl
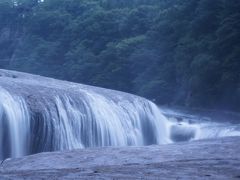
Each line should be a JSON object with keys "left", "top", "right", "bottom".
{"left": 0, "top": 69, "right": 240, "bottom": 160}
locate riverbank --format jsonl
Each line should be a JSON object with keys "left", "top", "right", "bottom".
{"left": 1, "top": 136, "right": 239, "bottom": 179}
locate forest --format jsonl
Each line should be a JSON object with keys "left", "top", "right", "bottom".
{"left": 0, "top": 0, "right": 239, "bottom": 111}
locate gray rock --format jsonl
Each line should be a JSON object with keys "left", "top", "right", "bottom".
{"left": 0, "top": 136, "right": 239, "bottom": 179}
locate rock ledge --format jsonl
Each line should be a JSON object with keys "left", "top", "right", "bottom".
{"left": 0, "top": 137, "right": 240, "bottom": 179}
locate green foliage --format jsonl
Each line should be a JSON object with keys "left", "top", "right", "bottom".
{"left": 0, "top": 0, "right": 239, "bottom": 111}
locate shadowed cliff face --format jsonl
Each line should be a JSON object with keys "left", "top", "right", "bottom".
{"left": 0, "top": 69, "right": 171, "bottom": 160}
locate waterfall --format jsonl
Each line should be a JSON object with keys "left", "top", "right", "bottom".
{"left": 0, "top": 69, "right": 239, "bottom": 161}
{"left": 0, "top": 86, "right": 170, "bottom": 160}
{"left": 0, "top": 88, "right": 30, "bottom": 160}
{"left": 162, "top": 108, "right": 240, "bottom": 142}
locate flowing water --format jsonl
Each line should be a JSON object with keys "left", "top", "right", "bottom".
{"left": 0, "top": 69, "right": 239, "bottom": 160}
{"left": 0, "top": 73, "right": 171, "bottom": 160}
{"left": 0, "top": 88, "right": 30, "bottom": 159}
{"left": 161, "top": 108, "right": 240, "bottom": 142}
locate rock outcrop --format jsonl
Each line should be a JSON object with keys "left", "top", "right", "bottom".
{"left": 0, "top": 137, "right": 240, "bottom": 179}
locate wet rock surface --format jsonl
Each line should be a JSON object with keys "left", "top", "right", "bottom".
{"left": 0, "top": 69, "right": 171, "bottom": 160}
{"left": 0, "top": 136, "right": 240, "bottom": 179}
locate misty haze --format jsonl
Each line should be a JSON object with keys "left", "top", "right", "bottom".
{"left": 0, "top": 0, "right": 240, "bottom": 179}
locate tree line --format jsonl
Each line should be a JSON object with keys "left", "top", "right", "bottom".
{"left": 0, "top": 0, "right": 239, "bottom": 111}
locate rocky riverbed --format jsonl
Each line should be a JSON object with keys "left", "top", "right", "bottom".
{"left": 0, "top": 136, "right": 240, "bottom": 179}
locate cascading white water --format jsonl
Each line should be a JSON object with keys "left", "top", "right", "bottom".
{"left": 162, "top": 108, "right": 240, "bottom": 142}
{"left": 43, "top": 91, "right": 170, "bottom": 150}
{"left": 195, "top": 122, "right": 240, "bottom": 139}
{"left": 0, "top": 88, "right": 30, "bottom": 159}
{"left": 0, "top": 69, "right": 239, "bottom": 161}
{"left": 168, "top": 120, "right": 240, "bottom": 142}
{"left": 0, "top": 87, "right": 171, "bottom": 160}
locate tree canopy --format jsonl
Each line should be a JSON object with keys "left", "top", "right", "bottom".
{"left": 0, "top": 0, "right": 239, "bottom": 111}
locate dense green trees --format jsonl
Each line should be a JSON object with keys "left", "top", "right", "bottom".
{"left": 0, "top": 0, "right": 239, "bottom": 111}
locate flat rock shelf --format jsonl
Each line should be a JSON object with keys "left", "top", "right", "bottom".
{"left": 0, "top": 136, "right": 240, "bottom": 179}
